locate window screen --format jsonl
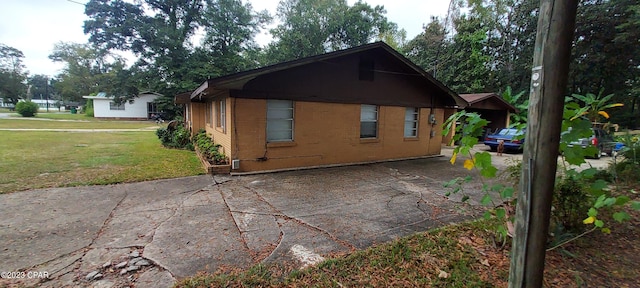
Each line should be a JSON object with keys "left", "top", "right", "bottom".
{"left": 404, "top": 107, "right": 419, "bottom": 137}
{"left": 360, "top": 104, "right": 378, "bottom": 138}
{"left": 109, "top": 102, "right": 125, "bottom": 110}
{"left": 267, "top": 100, "right": 294, "bottom": 142}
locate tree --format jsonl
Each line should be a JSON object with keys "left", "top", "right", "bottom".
{"left": 569, "top": 0, "right": 639, "bottom": 127}
{"left": 377, "top": 27, "right": 407, "bottom": 51}
{"left": 403, "top": 17, "right": 448, "bottom": 76}
{"left": 266, "top": 0, "right": 394, "bottom": 63}
{"left": 84, "top": 0, "right": 202, "bottom": 62}
{"left": 28, "top": 74, "right": 51, "bottom": 100}
{"left": 501, "top": 85, "right": 528, "bottom": 125}
{"left": 198, "top": 0, "right": 270, "bottom": 75}
{"left": 404, "top": 0, "right": 539, "bottom": 95}
{"left": 444, "top": 14, "right": 492, "bottom": 93}
{"left": 49, "top": 42, "right": 125, "bottom": 103}
{"left": 84, "top": 0, "right": 205, "bottom": 102}
{"left": 0, "top": 43, "right": 27, "bottom": 105}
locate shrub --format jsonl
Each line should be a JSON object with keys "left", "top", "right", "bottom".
{"left": 15, "top": 101, "right": 39, "bottom": 117}
{"left": 192, "top": 129, "right": 227, "bottom": 165}
{"left": 156, "top": 127, "right": 172, "bottom": 145}
{"left": 156, "top": 122, "right": 194, "bottom": 150}
{"left": 611, "top": 133, "right": 640, "bottom": 184}
{"left": 503, "top": 158, "right": 522, "bottom": 186}
{"left": 85, "top": 99, "right": 94, "bottom": 117}
{"left": 615, "top": 161, "right": 640, "bottom": 185}
{"left": 552, "top": 170, "right": 593, "bottom": 232}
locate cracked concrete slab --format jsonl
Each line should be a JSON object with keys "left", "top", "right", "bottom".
{"left": 263, "top": 218, "right": 352, "bottom": 268}
{"left": 92, "top": 209, "right": 175, "bottom": 249}
{"left": 1, "top": 155, "right": 489, "bottom": 287}
{"left": 0, "top": 185, "right": 126, "bottom": 271}
{"left": 137, "top": 267, "right": 175, "bottom": 288}
{"left": 143, "top": 189, "right": 254, "bottom": 278}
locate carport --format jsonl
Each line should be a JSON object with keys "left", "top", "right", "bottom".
{"left": 460, "top": 93, "right": 517, "bottom": 132}
{"left": 442, "top": 93, "right": 517, "bottom": 145}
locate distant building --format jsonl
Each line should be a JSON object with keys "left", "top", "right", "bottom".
{"left": 83, "top": 92, "right": 162, "bottom": 120}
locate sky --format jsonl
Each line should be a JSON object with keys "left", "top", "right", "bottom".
{"left": 0, "top": 0, "right": 451, "bottom": 78}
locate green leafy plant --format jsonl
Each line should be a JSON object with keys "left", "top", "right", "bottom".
{"left": 552, "top": 169, "right": 593, "bottom": 231}
{"left": 15, "top": 101, "right": 39, "bottom": 117}
{"left": 442, "top": 111, "right": 514, "bottom": 242}
{"left": 501, "top": 86, "right": 528, "bottom": 126}
{"left": 442, "top": 99, "right": 640, "bottom": 250}
{"left": 84, "top": 99, "right": 94, "bottom": 117}
{"left": 156, "top": 122, "right": 194, "bottom": 150}
{"left": 192, "top": 129, "right": 227, "bottom": 165}
{"left": 570, "top": 89, "right": 623, "bottom": 123}
{"left": 616, "top": 132, "right": 639, "bottom": 166}
{"left": 553, "top": 101, "right": 640, "bottom": 249}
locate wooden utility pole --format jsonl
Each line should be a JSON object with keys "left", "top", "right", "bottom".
{"left": 508, "top": 0, "right": 579, "bottom": 287}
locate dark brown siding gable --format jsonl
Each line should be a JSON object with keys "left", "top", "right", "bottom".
{"left": 236, "top": 50, "right": 451, "bottom": 108}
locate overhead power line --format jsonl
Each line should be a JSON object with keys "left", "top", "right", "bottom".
{"left": 67, "top": 0, "right": 86, "bottom": 6}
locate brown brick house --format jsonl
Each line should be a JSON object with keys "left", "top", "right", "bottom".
{"left": 177, "top": 42, "right": 465, "bottom": 173}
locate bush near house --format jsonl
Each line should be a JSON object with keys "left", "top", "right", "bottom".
{"left": 15, "top": 101, "right": 39, "bottom": 117}
{"left": 193, "top": 129, "right": 227, "bottom": 165}
{"left": 156, "top": 118, "right": 193, "bottom": 150}
{"left": 85, "top": 99, "right": 94, "bottom": 117}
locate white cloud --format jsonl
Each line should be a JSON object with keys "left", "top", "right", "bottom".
{"left": 0, "top": 0, "right": 450, "bottom": 77}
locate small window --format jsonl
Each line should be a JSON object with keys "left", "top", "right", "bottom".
{"left": 404, "top": 107, "right": 419, "bottom": 137}
{"left": 217, "top": 99, "right": 226, "bottom": 131}
{"left": 109, "top": 102, "right": 125, "bottom": 110}
{"left": 360, "top": 104, "right": 378, "bottom": 138}
{"left": 267, "top": 100, "right": 294, "bottom": 142}
{"left": 205, "top": 101, "right": 212, "bottom": 126}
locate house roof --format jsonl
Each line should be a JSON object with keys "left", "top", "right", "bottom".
{"left": 459, "top": 93, "right": 517, "bottom": 112}
{"left": 190, "top": 42, "right": 466, "bottom": 107}
{"left": 174, "top": 92, "right": 191, "bottom": 104}
{"left": 83, "top": 91, "right": 163, "bottom": 100}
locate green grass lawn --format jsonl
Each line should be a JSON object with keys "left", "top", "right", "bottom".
{"left": 35, "top": 112, "right": 101, "bottom": 121}
{"left": 0, "top": 131, "right": 204, "bottom": 193}
{"left": 0, "top": 118, "right": 161, "bottom": 129}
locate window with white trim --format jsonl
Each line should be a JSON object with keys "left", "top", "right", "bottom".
{"left": 109, "top": 102, "right": 125, "bottom": 110}
{"left": 205, "top": 101, "right": 212, "bottom": 126}
{"left": 267, "top": 100, "right": 294, "bottom": 142}
{"left": 217, "top": 99, "right": 226, "bottom": 132}
{"left": 360, "top": 104, "right": 378, "bottom": 138}
{"left": 404, "top": 107, "right": 419, "bottom": 137}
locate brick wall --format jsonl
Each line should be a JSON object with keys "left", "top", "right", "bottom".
{"left": 230, "top": 98, "right": 444, "bottom": 172}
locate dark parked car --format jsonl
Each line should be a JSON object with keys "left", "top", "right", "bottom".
{"left": 484, "top": 128, "right": 526, "bottom": 152}
{"left": 567, "top": 127, "right": 615, "bottom": 159}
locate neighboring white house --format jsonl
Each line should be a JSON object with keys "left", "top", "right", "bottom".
{"left": 83, "top": 92, "right": 162, "bottom": 120}
{"left": 30, "top": 99, "right": 65, "bottom": 111}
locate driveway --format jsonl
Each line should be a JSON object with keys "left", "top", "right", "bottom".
{"left": 466, "top": 144, "right": 616, "bottom": 170}
{"left": 1, "top": 154, "right": 493, "bottom": 288}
